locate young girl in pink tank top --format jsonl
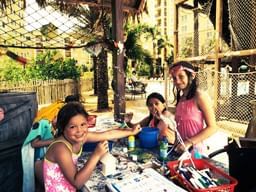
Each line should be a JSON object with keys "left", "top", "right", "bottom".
{"left": 43, "top": 102, "right": 141, "bottom": 191}
{"left": 169, "top": 61, "right": 218, "bottom": 157}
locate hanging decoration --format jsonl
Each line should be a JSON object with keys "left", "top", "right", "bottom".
{"left": 6, "top": 50, "right": 27, "bottom": 65}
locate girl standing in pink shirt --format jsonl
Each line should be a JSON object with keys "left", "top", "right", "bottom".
{"left": 169, "top": 61, "right": 218, "bottom": 157}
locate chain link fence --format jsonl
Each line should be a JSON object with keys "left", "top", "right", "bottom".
{"left": 197, "top": 69, "right": 256, "bottom": 137}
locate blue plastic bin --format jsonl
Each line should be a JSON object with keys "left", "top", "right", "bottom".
{"left": 139, "top": 127, "right": 159, "bottom": 148}
{"left": 83, "top": 140, "right": 113, "bottom": 152}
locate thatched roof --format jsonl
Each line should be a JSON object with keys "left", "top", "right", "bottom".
{"left": 70, "top": 0, "right": 146, "bottom": 14}
{"left": 0, "top": 0, "right": 147, "bottom": 14}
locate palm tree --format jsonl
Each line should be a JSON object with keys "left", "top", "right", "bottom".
{"left": 124, "top": 24, "right": 154, "bottom": 77}
{"left": 70, "top": 6, "right": 112, "bottom": 111}
{"left": 125, "top": 25, "right": 172, "bottom": 78}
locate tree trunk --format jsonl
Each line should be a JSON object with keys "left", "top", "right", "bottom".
{"left": 97, "top": 49, "right": 109, "bottom": 111}
{"left": 93, "top": 56, "right": 98, "bottom": 95}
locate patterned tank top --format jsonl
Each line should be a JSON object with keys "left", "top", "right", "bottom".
{"left": 43, "top": 140, "right": 82, "bottom": 192}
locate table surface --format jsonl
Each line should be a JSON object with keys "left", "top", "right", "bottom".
{"left": 77, "top": 139, "right": 229, "bottom": 192}
{"left": 78, "top": 117, "right": 228, "bottom": 192}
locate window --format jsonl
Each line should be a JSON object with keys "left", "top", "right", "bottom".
{"left": 181, "top": 15, "right": 187, "bottom": 22}
{"left": 157, "top": 19, "right": 161, "bottom": 26}
{"left": 36, "top": 43, "right": 43, "bottom": 55}
{"left": 65, "top": 50, "right": 71, "bottom": 57}
{"left": 36, "top": 35, "right": 42, "bottom": 41}
{"left": 181, "top": 26, "right": 187, "bottom": 33}
{"left": 156, "top": 10, "right": 161, "bottom": 17}
{"left": 207, "top": 32, "right": 212, "bottom": 38}
{"left": 164, "top": 18, "right": 167, "bottom": 26}
{"left": 157, "top": 0, "right": 161, "bottom": 6}
{"left": 164, "top": 8, "right": 167, "bottom": 16}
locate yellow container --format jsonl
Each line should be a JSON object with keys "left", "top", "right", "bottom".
{"left": 128, "top": 135, "right": 135, "bottom": 151}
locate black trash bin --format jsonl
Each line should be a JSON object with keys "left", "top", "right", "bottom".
{"left": 209, "top": 139, "right": 256, "bottom": 192}
{"left": 0, "top": 92, "right": 37, "bottom": 192}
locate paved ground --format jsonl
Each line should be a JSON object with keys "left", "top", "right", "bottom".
{"left": 81, "top": 87, "right": 230, "bottom": 166}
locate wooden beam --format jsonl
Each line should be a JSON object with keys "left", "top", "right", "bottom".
{"left": 213, "top": 0, "right": 223, "bottom": 110}
{"left": 78, "top": 1, "right": 137, "bottom": 13}
{"left": 174, "top": 0, "right": 188, "bottom": 5}
{"left": 219, "top": 49, "right": 256, "bottom": 58}
{"left": 175, "top": 48, "right": 256, "bottom": 62}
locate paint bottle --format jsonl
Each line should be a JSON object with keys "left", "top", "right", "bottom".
{"left": 159, "top": 136, "right": 168, "bottom": 161}
{"left": 128, "top": 135, "right": 135, "bottom": 151}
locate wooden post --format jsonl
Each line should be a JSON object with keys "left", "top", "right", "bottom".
{"left": 193, "top": 0, "right": 199, "bottom": 57}
{"left": 112, "top": 0, "right": 125, "bottom": 121}
{"left": 213, "top": 0, "right": 223, "bottom": 110}
{"left": 173, "top": 1, "right": 179, "bottom": 62}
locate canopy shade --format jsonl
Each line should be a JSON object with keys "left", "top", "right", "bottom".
{"left": 64, "top": 0, "right": 147, "bottom": 14}
{"left": 0, "top": 0, "right": 147, "bottom": 14}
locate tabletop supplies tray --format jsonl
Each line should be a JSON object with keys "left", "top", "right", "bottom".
{"left": 167, "top": 158, "right": 238, "bottom": 192}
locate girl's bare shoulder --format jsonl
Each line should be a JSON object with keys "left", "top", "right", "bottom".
{"left": 162, "top": 110, "right": 174, "bottom": 117}
{"left": 195, "top": 90, "right": 210, "bottom": 100}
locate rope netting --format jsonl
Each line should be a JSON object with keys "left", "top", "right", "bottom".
{"left": 0, "top": 0, "right": 90, "bottom": 49}
{"left": 176, "top": 0, "right": 256, "bottom": 59}
{"left": 229, "top": 0, "right": 256, "bottom": 50}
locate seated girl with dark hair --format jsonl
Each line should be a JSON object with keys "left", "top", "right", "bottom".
{"left": 125, "top": 92, "right": 176, "bottom": 144}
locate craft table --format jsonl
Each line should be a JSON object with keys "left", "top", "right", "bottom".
{"left": 77, "top": 140, "right": 186, "bottom": 192}
{"left": 77, "top": 116, "right": 229, "bottom": 192}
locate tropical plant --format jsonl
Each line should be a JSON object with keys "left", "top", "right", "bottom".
{"left": 1, "top": 61, "right": 28, "bottom": 81}
{"left": 127, "top": 25, "right": 173, "bottom": 77}
{"left": 180, "top": 37, "right": 193, "bottom": 58}
{"left": 1, "top": 51, "right": 81, "bottom": 81}
{"left": 35, "top": 51, "right": 81, "bottom": 80}
{"left": 124, "top": 23, "right": 154, "bottom": 76}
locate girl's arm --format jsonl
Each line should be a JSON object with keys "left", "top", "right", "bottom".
{"left": 125, "top": 112, "right": 150, "bottom": 128}
{"left": 157, "top": 111, "right": 176, "bottom": 144}
{"left": 31, "top": 137, "right": 53, "bottom": 148}
{"left": 53, "top": 141, "right": 108, "bottom": 189}
{"left": 86, "top": 124, "right": 141, "bottom": 142}
{"left": 183, "top": 91, "right": 218, "bottom": 149}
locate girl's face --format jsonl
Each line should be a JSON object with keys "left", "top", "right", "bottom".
{"left": 64, "top": 114, "right": 88, "bottom": 144}
{"left": 171, "top": 69, "right": 189, "bottom": 91}
{"left": 147, "top": 98, "right": 165, "bottom": 116}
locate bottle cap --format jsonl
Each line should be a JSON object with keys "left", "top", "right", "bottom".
{"left": 128, "top": 135, "right": 135, "bottom": 141}
{"left": 122, "top": 147, "right": 128, "bottom": 153}
{"left": 162, "top": 136, "right": 168, "bottom": 143}
{"left": 132, "top": 154, "right": 137, "bottom": 161}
